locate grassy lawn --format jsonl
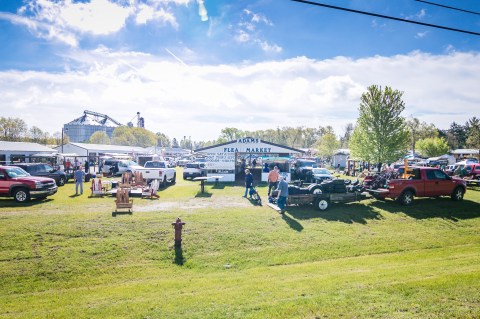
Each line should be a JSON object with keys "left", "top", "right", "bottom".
{"left": 1, "top": 168, "right": 479, "bottom": 318}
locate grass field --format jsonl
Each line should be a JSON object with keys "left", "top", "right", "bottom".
{"left": 1, "top": 168, "right": 479, "bottom": 318}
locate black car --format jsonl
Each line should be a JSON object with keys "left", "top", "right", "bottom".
{"left": 13, "top": 163, "right": 68, "bottom": 186}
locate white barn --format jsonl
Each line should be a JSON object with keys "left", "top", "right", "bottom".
{"left": 0, "top": 141, "right": 57, "bottom": 165}
{"left": 195, "top": 137, "right": 303, "bottom": 182}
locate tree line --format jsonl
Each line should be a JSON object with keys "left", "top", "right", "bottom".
{"left": 1, "top": 91, "right": 479, "bottom": 162}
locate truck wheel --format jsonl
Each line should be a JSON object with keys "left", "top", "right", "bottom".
{"left": 398, "top": 190, "right": 414, "bottom": 206}
{"left": 309, "top": 185, "right": 323, "bottom": 194}
{"left": 58, "top": 176, "right": 66, "bottom": 186}
{"left": 14, "top": 188, "right": 31, "bottom": 203}
{"left": 183, "top": 174, "right": 187, "bottom": 180}
{"left": 162, "top": 177, "right": 167, "bottom": 188}
{"left": 451, "top": 187, "right": 464, "bottom": 201}
{"left": 315, "top": 198, "right": 329, "bottom": 211}
{"left": 171, "top": 173, "right": 176, "bottom": 184}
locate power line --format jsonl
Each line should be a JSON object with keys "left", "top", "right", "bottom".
{"left": 290, "top": 0, "right": 480, "bottom": 36}
{"left": 415, "top": 0, "right": 480, "bottom": 16}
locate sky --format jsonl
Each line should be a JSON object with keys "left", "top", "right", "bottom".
{"left": 0, "top": 0, "right": 479, "bottom": 142}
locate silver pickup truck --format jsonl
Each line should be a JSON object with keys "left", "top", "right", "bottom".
{"left": 128, "top": 161, "right": 176, "bottom": 187}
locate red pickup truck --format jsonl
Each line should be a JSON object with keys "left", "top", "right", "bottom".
{"left": 0, "top": 165, "right": 58, "bottom": 203}
{"left": 369, "top": 166, "right": 467, "bottom": 205}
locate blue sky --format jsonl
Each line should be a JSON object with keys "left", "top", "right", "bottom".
{"left": 0, "top": 0, "right": 479, "bottom": 141}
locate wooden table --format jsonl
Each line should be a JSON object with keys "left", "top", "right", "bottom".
{"left": 193, "top": 177, "right": 209, "bottom": 193}
{"left": 193, "top": 176, "right": 224, "bottom": 193}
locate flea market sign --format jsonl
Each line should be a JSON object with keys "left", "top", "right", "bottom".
{"left": 204, "top": 138, "right": 292, "bottom": 170}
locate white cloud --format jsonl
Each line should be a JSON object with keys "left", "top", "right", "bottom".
{"left": 6, "top": 0, "right": 185, "bottom": 46}
{"left": 0, "top": 51, "right": 478, "bottom": 141}
{"left": 405, "top": 9, "right": 426, "bottom": 20}
{"left": 235, "top": 8, "right": 282, "bottom": 54}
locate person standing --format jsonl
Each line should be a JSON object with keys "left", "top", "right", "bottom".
{"left": 74, "top": 166, "right": 86, "bottom": 195}
{"left": 267, "top": 165, "right": 280, "bottom": 196}
{"left": 276, "top": 176, "right": 289, "bottom": 214}
{"left": 243, "top": 169, "right": 254, "bottom": 198}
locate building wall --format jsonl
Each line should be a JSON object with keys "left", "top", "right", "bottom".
{"left": 65, "top": 124, "right": 116, "bottom": 143}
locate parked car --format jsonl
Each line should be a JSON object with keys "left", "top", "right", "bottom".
{"left": 129, "top": 161, "right": 176, "bottom": 187}
{"left": 102, "top": 159, "right": 138, "bottom": 176}
{"left": 464, "top": 163, "right": 480, "bottom": 179}
{"left": 13, "top": 163, "right": 68, "bottom": 186}
{"left": 311, "top": 168, "right": 333, "bottom": 183}
{"left": 369, "top": 166, "right": 466, "bottom": 205}
{"left": 183, "top": 162, "right": 206, "bottom": 179}
{"left": 0, "top": 165, "right": 58, "bottom": 202}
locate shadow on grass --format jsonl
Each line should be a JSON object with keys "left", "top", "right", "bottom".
{"left": 0, "top": 198, "right": 53, "bottom": 208}
{"left": 370, "top": 197, "right": 480, "bottom": 221}
{"left": 195, "top": 192, "right": 212, "bottom": 198}
{"left": 281, "top": 212, "right": 304, "bottom": 232}
{"left": 211, "top": 184, "right": 225, "bottom": 189}
{"left": 285, "top": 202, "right": 383, "bottom": 225}
{"left": 174, "top": 245, "right": 185, "bottom": 265}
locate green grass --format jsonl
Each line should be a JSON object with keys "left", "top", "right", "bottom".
{"left": 1, "top": 168, "right": 479, "bottom": 318}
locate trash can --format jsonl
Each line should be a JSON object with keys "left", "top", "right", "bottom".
{"left": 85, "top": 173, "right": 91, "bottom": 183}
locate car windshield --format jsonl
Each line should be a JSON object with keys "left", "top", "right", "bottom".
{"left": 145, "top": 161, "right": 166, "bottom": 168}
{"left": 312, "top": 168, "right": 330, "bottom": 174}
{"left": 298, "top": 161, "right": 316, "bottom": 167}
{"left": 5, "top": 167, "right": 30, "bottom": 178}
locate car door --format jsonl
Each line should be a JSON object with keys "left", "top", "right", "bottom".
{"left": 424, "top": 169, "right": 454, "bottom": 196}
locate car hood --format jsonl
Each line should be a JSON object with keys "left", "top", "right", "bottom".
{"left": 12, "top": 176, "right": 56, "bottom": 183}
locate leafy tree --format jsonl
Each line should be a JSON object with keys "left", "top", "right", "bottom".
{"left": 156, "top": 132, "right": 171, "bottom": 147}
{"left": 415, "top": 137, "right": 449, "bottom": 157}
{"left": 349, "top": 85, "right": 409, "bottom": 163}
{"left": 88, "top": 131, "right": 110, "bottom": 144}
{"left": 340, "top": 123, "right": 354, "bottom": 148}
{"left": 131, "top": 127, "right": 156, "bottom": 148}
{"left": 172, "top": 138, "right": 179, "bottom": 148}
{"left": 315, "top": 132, "right": 340, "bottom": 161}
{"left": 465, "top": 117, "right": 480, "bottom": 149}
{"left": 111, "top": 127, "right": 136, "bottom": 146}
{"left": 406, "top": 117, "right": 438, "bottom": 155}
{"left": 220, "top": 128, "right": 244, "bottom": 141}
{"left": 29, "top": 126, "right": 45, "bottom": 143}
{"left": 446, "top": 122, "right": 467, "bottom": 149}
{"left": 0, "top": 117, "right": 27, "bottom": 141}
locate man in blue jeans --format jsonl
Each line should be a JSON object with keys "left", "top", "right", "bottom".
{"left": 74, "top": 166, "right": 86, "bottom": 195}
{"left": 243, "top": 169, "right": 254, "bottom": 198}
{"left": 276, "top": 176, "right": 289, "bottom": 213}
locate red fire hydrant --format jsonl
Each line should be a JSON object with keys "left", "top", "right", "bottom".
{"left": 172, "top": 218, "right": 186, "bottom": 247}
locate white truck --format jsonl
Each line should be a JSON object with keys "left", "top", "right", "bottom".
{"left": 127, "top": 161, "right": 176, "bottom": 187}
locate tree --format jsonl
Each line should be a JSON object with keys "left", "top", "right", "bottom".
{"left": 172, "top": 138, "right": 179, "bottom": 148}
{"left": 0, "top": 117, "right": 27, "bottom": 141}
{"left": 415, "top": 137, "right": 449, "bottom": 157}
{"left": 88, "top": 131, "right": 110, "bottom": 144}
{"left": 406, "top": 117, "right": 438, "bottom": 155}
{"left": 220, "top": 127, "right": 244, "bottom": 141}
{"left": 465, "top": 117, "right": 480, "bottom": 149}
{"left": 131, "top": 127, "right": 156, "bottom": 148}
{"left": 156, "top": 132, "right": 171, "bottom": 147}
{"left": 315, "top": 133, "right": 340, "bottom": 161}
{"left": 111, "top": 127, "right": 136, "bottom": 146}
{"left": 349, "top": 85, "right": 409, "bottom": 163}
{"left": 29, "top": 126, "right": 45, "bottom": 143}
{"left": 340, "top": 123, "right": 354, "bottom": 148}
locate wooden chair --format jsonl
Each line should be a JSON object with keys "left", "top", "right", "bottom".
{"left": 142, "top": 179, "right": 160, "bottom": 199}
{"left": 90, "top": 178, "right": 105, "bottom": 197}
{"left": 133, "top": 171, "right": 146, "bottom": 187}
{"left": 114, "top": 187, "right": 133, "bottom": 216}
{"left": 118, "top": 171, "right": 133, "bottom": 188}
